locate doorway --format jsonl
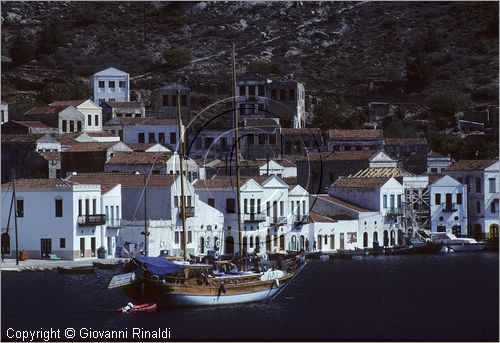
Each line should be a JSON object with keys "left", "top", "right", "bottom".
{"left": 80, "top": 237, "right": 85, "bottom": 257}
{"left": 383, "top": 230, "right": 389, "bottom": 247}
{"left": 91, "top": 237, "right": 96, "bottom": 257}
{"left": 363, "top": 232, "right": 368, "bottom": 248}
{"left": 339, "top": 233, "right": 345, "bottom": 250}
{"left": 225, "top": 236, "right": 234, "bottom": 254}
{"left": 41, "top": 238, "right": 52, "bottom": 258}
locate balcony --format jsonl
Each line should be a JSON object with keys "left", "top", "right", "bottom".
{"left": 106, "top": 219, "right": 121, "bottom": 228}
{"left": 294, "top": 215, "right": 310, "bottom": 225}
{"left": 78, "top": 214, "right": 106, "bottom": 227}
{"left": 179, "top": 206, "right": 195, "bottom": 218}
{"left": 244, "top": 213, "right": 266, "bottom": 223}
{"left": 442, "top": 204, "right": 458, "bottom": 212}
{"left": 270, "top": 216, "right": 287, "bottom": 226}
{"left": 385, "top": 207, "right": 404, "bottom": 217}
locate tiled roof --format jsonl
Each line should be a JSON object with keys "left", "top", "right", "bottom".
{"left": 127, "top": 143, "right": 162, "bottom": 151}
{"left": 299, "top": 150, "right": 378, "bottom": 161}
{"left": 103, "top": 101, "right": 143, "bottom": 108}
{"left": 1, "top": 134, "right": 44, "bottom": 143}
{"left": 211, "top": 159, "right": 262, "bottom": 169}
{"left": 107, "top": 152, "right": 172, "bottom": 164}
{"left": 244, "top": 118, "right": 279, "bottom": 127}
{"left": 281, "top": 127, "right": 321, "bottom": 135}
{"left": 24, "top": 106, "right": 68, "bottom": 116}
{"left": 66, "top": 142, "right": 118, "bottom": 152}
{"left": 38, "top": 151, "right": 61, "bottom": 161}
{"left": 309, "top": 211, "right": 336, "bottom": 223}
{"left": 384, "top": 137, "right": 427, "bottom": 145}
{"left": 49, "top": 100, "right": 88, "bottom": 107}
{"left": 86, "top": 131, "right": 118, "bottom": 137}
{"left": 328, "top": 129, "right": 383, "bottom": 140}
{"left": 111, "top": 117, "right": 177, "bottom": 126}
{"left": 428, "top": 150, "right": 444, "bottom": 157}
{"left": 11, "top": 120, "right": 55, "bottom": 129}
{"left": 51, "top": 133, "right": 81, "bottom": 145}
{"left": 1, "top": 178, "right": 76, "bottom": 191}
{"left": 350, "top": 167, "right": 414, "bottom": 178}
{"left": 68, "top": 173, "right": 176, "bottom": 188}
{"left": 332, "top": 177, "right": 391, "bottom": 189}
{"left": 315, "top": 194, "right": 372, "bottom": 212}
{"left": 445, "top": 159, "right": 498, "bottom": 171}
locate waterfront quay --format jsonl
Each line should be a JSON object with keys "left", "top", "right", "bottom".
{"left": 0, "top": 257, "right": 127, "bottom": 272}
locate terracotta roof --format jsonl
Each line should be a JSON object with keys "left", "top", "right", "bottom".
{"left": 24, "top": 105, "right": 69, "bottom": 116}
{"left": 107, "top": 152, "right": 172, "bottom": 164}
{"left": 315, "top": 194, "right": 371, "bottom": 212}
{"left": 103, "top": 101, "right": 143, "bottom": 108}
{"left": 211, "top": 159, "right": 262, "bottom": 169}
{"left": 384, "top": 137, "right": 427, "bottom": 145}
{"left": 309, "top": 211, "right": 336, "bottom": 223}
{"left": 445, "top": 159, "right": 498, "bottom": 171}
{"left": 1, "top": 134, "right": 44, "bottom": 143}
{"left": 68, "top": 173, "right": 176, "bottom": 188}
{"left": 299, "top": 150, "right": 378, "bottom": 161}
{"left": 328, "top": 129, "right": 383, "bottom": 140}
{"left": 49, "top": 100, "right": 88, "bottom": 107}
{"left": 244, "top": 119, "right": 279, "bottom": 127}
{"left": 428, "top": 150, "right": 444, "bottom": 157}
{"left": 52, "top": 133, "right": 80, "bottom": 145}
{"left": 332, "top": 177, "right": 391, "bottom": 188}
{"left": 1, "top": 178, "right": 77, "bottom": 191}
{"left": 112, "top": 117, "right": 177, "bottom": 126}
{"left": 281, "top": 128, "right": 321, "bottom": 135}
{"left": 11, "top": 120, "right": 55, "bottom": 129}
{"left": 38, "top": 151, "right": 61, "bottom": 161}
{"left": 86, "top": 131, "right": 118, "bottom": 137}
{"left": 66, "top": 142, "right": 118, "bottom": 152}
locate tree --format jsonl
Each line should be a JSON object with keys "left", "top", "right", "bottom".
{"left": 162, "top": 45, "right": 192, "bottom": 70}
{"left": 9, "top": 31, "right": 34, "bottom": 66}
{"left": 312, "top": 96, "right": 366, "bottom": 130}
{"left": 427, "top": 89, "right": 471, "bottom": 116}
{"left": 37, "top": 80, "right": 90, "bottom": 104}
{"left": 429, "top": 134, "right": 467, "bottom": 160}
{"left": 406, "top": 51, "right": 433, "bottom": 90}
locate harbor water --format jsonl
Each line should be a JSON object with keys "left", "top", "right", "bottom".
{"left": 2, "top": 253, "right": 498, "bottom": 341}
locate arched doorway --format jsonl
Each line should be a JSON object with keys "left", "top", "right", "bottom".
{"left": 363, "top": 232, "right": 368, "bottom": 248}
{"left": 266, "top": 235, "right": 272, "bottom": 252}
{"left": 305, "top": 239, "right": 310, "bottom": 252}
{"left": 1, "top": 232, "right": 10, "bottom": 255}
{"left": 279, "top": 235, "right": 285, "bottom": 250}
{"left": 397, "top": 230, "right": 404, "bottom": 245}
{"left": 390, "top": 230, "right": 395, "bottom": 246}
{"left": 225, "top": 236, "right": 234, "bottom": 254}
{"left": 243, "top": 236, "right": 248, "bottom": 252}
{"left": 291, "top": 235, "right": 297, "bottom": 251}
{"left": 383, "top": 230, "right": 389, "bottom": 247}
{"left": 490, "top": 224, "right": 499, "bottom": 238}
{"left": 300, "top": 235, "right": 305, "bottom": 250}
{"left": 373, "top": 232, "right": 379, "bottom": 248}
{"left": 250, "top": 236, "right": 254, "bottom": 249}
{"left": 474, "top": 224, "right": 482, "bottom": 241}
{"left": 255, "top": 236, "right": 261, "bottom": 252}
{"left": 199, "top": 237, "right": 205, "bottom": 254}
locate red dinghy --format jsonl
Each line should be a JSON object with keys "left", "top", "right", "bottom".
{"left": 117, "top": 302, "right": 157, "bottom": 313}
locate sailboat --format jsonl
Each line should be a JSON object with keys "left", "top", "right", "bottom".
{"left": 110, "top": 44, "right": 306, "bottom": 306}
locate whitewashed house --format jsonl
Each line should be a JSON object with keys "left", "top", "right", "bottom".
{"left": 429, "top": 175, "right": 467, "bottom": 236}
{"left": 1, "top": 101, "right": 8, "bottom": 124}
{"left": 1, "top": 179, "right": 119, "bottom": 260}
{"left": 427, "top": 150, "right": 453, "bottom": 174}
{"left": 91, "top": 67, "right": 130, "bottom": 104}
{"left": 68, "top": 173, "right": 224, "bottom": 257}
{"left": 50, "top": 100, "right": 103, "bottom": 132}
{"left": 259, "top": 159, "right": 297, "bottom": 178}
{"left": 444, "top": 160, "right": 499, "bottom": 239}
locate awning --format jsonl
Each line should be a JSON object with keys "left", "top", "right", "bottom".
{"left": 134, "top": 256, "right": 185, "bottom": 275}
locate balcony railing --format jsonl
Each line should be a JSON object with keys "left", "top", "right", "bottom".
{"left": 442, "top": 204, "right": 458, "bottom": 212}
{"left": 179, "top": 206, "right": 195, "bottom": 218}
{"left": 271, "top": 216, "right": 287, "bottom": 226}
{"left": 244, "top": 213, "right": 266, "bottom": 223}
{"left": 78, "top": 214, "right": 107, "bottom": 227}
{"left": 106, "top": 219, "right": 121, "bottom": 228}
{"left": 294, "top": 214, "right": 310, "bottom": 224}
{"left": 385, "top": 207, "right": 404, "bottom": 217}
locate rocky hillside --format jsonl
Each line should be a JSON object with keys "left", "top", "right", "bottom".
{"left": 1, "top": 1, "right": 498, "bottom": 120}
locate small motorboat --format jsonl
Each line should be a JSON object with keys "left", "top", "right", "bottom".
{"left": 57, "top": 266, "right": 95, "bottom": 274}
{"left": 431, "top": 233, "right": 485, "bottom": 252}
{"left": 92, "top": 261, "right": 121, "bottom": 270}
{"left": 117, "top": 302, "right": 157, "bottom": 313}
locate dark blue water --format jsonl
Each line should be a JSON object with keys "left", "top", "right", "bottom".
{"left": 2, "top": 253, "right": 498, "bottom": 341}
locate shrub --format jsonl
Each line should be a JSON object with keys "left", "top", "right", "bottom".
{"left": 162, "top": 45, "right": 192, "bottom": 69}
{"left": 9, "top": 31, "right": 35, "bottom": 66}
{"left": 37, "top": 80, "right": 91, "bottom": 104}
{"left": 247, "top": 60, "right": 283, "bottom": 75}
{"left": 427, "top": 89, "right": 471, "bottom": 116}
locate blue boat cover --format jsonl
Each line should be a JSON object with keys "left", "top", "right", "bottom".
{"left": 135, "top": 256, "right": 185, "bottom": 275}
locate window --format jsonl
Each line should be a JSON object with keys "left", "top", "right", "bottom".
{"left": 69, "top": 121, "right": 75, "bottom": 132}
{"left": 188, "top": 231, "right": 192, "bottom": 243}
{"left": 477, "top": 201, "right": 481, "bottom": 214}
{"left": 171, "top": 95, "right": 177, "bottom": 107}
{"left": 186, "top": 196, "right": 191, "bottom": 207}
{"left": 430, "top": 168, "right": 438, "bottom": 173}
{"left": 491, "top": 201, "right": 496, "bottom": 213}
{"left": 62, "top": 120, "right": 67, "bottom": 132}
{"left": 244, "top": 199, "right": 248, "bottom": 214}
{"left": 280, "top": 89, "right": 286, "bottom": 100}
{"left": 119, "top": 81, "right": 126, "bottom": 88}
{"left": 98, "top": 81, "right": 105, "bottom": 89}
{"left": 99, "top": 99, "right": 105, "bottom": 105}
{"left": 324, "top": 235, "right": 327, "bottom": 245}
{"left": 174, "top": 196, "right": 179, "bottom": 207}
{"left": 181, "top": 95, "right": 187, "bottom": 107}
{"left": 109, "top": 98, "right": 115, "bottom": 102}
{"left": 92, "top": 199, "right": 96, "bottom": 214}
{"left": 239, "top": 85, "right": 245, "bottom": 96}
{"left": 162, "top": 94, "right": 169, "bottom": 106}
{"left": 390, "top": 195, "right": 395, "bottom": 208}
{"left": 289, "top": 89, "right": 295, "bottom": 101}
{"left": 266, "top": 201, "right": 270, "bottom": 216}
{"left": 383, "top": 195, "right": 387, "bottom": 208}
{"left": 456, "top": 193, "right": 462, "bottom": 205}
{"left": 476, "top": 177, "right": 481, "bottom": 193}
{"left": 170, "top": 132, "right": 176, "bottom": 145}
{"left": 248, "top": 85, "right": 255, "bottom": 96}
{"left": 489, "top": 178, "right": 496, "bottom": 193}
{"left": 226, "top": 198, "right": 236, "bottom": 213}
{"left": 87, "top": 115, "right": 92, "bottom": 126}
{"left": 60, "top": 238, "right": 66, "bottom": 248}
{"left": 78, "top": 199, "right": 83, "bottom": 216}
{"left": 175, "top": 231, "right": 179, "bottom": 244}
{"left": 77, "top": 121, "right": 82, "bottom": 131}
{"left": 258, "top": 85, "right": 264, "bottom": 96}
{"left": 148, "top": 132, "right": 155, "bottom": 143}
{"left": 258, "top": 134, "right": 266, "bottom": 145}
{"left": 16, "top": 199, "right": 24, "bottom": 217}
{"left": 269, "top": 134, "right": 276, "bottom": 145}
{"left": 435, "top": 193, "right": 441, "bottom": 205}
{"left": 257, "top": 199, "right": 261, "bottom": 214}
{"left": 94, "top": 115, "right": 99, "bottom": 127}
{"left": 159, "top": 132, "right": 165, "bottom": 144}
{"left": 109, "top": 81, "right": 115, "bottom": 89}
{"left": 55, "top": 199, "right": 63, "bottom": 217}
{"left": 208, "top": 198, "right": 215, "bottom": 207}
{"left": 280, "top": 201, "right": 284, "bottom": 216}
{"left": 85, "top": 199, "right": 89, "bottom": 215}
{"left": 138, "top": 133, "right": 145, "bottom": 143}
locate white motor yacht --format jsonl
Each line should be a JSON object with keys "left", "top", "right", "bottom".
{"left": 431, "top": 232, "right": 485, "bottom": 252}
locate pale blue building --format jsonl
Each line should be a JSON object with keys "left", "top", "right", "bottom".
{"left": 91, "top": 67, "right": 130, "bottom": 105}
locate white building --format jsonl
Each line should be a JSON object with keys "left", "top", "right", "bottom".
{"left": 50, "top": 100, "right": 103, "bottom": 132}
{"left": 259, "top": 159, "right": 297, "bottom": 178}
{"left": 1, "top": 179, "right": 120, "bottom": 260}
{"left": 429, "top": 175, "right": 467, "bottom": 236}
{"left": 1, "top": 101, "right": 8, "bottom": 124}
{"left": 68, "top": 173, "right": 224, "bottom": 257}
{"left": 427, "top": 150, "right": 453, "bottom": 173}
{"left": 91, "top": 67, "right": 130, "bottom": 104}
{"left": 444, "top": 159, "right": 499, "bottom": 239}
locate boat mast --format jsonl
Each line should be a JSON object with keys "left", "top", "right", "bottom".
{"left": 231, "top": 43, "right": 243, "bottom": 259}
{"left": 13, "top": 178, "right": 19, "bottom": 266}
{"left": 177, "top": 89, "right": 188, "bottom": 261}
